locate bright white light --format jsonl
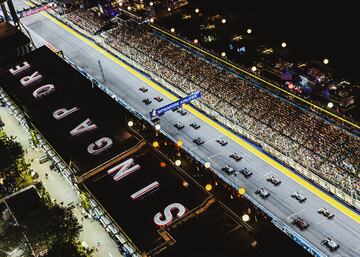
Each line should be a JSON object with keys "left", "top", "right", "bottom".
{"left": 127, "top": 6, "right": 131, "bottom": 11}
{"left": 149, "top": 18, "right": 154, "bottom": 23}
{"left": 193, "top": 39, "right": 199, "bottom": 44}
{"left": 170, "top": 28, "right": 175, "bottom": 33}
{"left": 221, "top": 18, "right": 226, "bottom": 24}
{"left": 149, "top": 2, "right": 153, "bottom": 6}
{"left": 323, "top": 58, "right": 329, "bottom": 65}
{"left": 204, "top": 162, "right": 211, "bottom": 168}
{"left": 327, "top": 102, "right": 334, "bottom": 108}
{"left": 247, "top": 28, "right": 252, "bottom": 34}
{"left": 195, "top": 8, "right": 199, "bottom": 13}
{"left": 81, "top": 241, "right": 88, "bottom": 249}
{"left": 251, "top": 66, "right": 257, "bottom": 72}
{"left": 281, "top": 42, "right": 287, "bottom": 48}
{"left": 175, "top": 159, "right": 181, "bottom": 166}
{"left": 155, "top": 124, "right": 161, "bottom": 130}
{"left": 242, "top": 214, "right": 250, "bottom": 222}
{"left": 128, "top": 121, "right": 133, "bottom": 127}
{"left": 167, "top": 7, "right": 171, "bottom": 12}
{"left": 221, "top": 52, "right": 226, "bottom": 57}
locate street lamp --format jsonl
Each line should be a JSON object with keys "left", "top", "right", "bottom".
{"left": 242, "top": 214, "right": 250, "bottom": 222}
{"left": 247, "top": 28, "right": 252, "bottom": 34}
{"left": 204, "top": 162, "right": 211, "bottom": 169}
{"left": 327, "top": 102, "right": 334, "bottom": 108}
{"left": 149, "top": 18, "right": 154, "bottom": 23}
{"left": 149, "top": 2, "right": 153, "bottom": 6}
{"left": 155, "top": 124, "right": 161, "bottom": 130}
{"left": 281, "top": 42, "right": 287, "bottom": 48}
{"left": 175, "top": 159, "right": 181, "bottom": 166}
{"left": 176, "top": 140, "right": 183, "bottom": 147}
{"left": 221, "top": 18, "right": 226, "bottom": 24}
{"left": 238, "top": 187, "right": 245, "bottom": 195}
{"left": 152, "top": 141, "right": 159, "bottom": 148}
{"left": 167, "top": 7, "right": 171, "bottom": 12}
{"left": 195, "top": 8, "right": 199, "bottom": 13}
{"left": 323, "top": 58, "right": 329, "bottom": 65}
{"left": 221, "top": 52, "right": 226, "bottom": 57}
{"left": 127, "top": 120, "right": 133, "bottom": 127}
{"left": 205, "top": 184, "right": 212, "bottom": 191}
{"left": 127, "top": 6, "right": 131, "bottom": 11}
{"left": 251, "top": 66, "right": 257, "bottom": 72}
{"left": 170, "top": 28, "right": 175, "bottom": 33}
{"left": 193, "top": 39, "right": 199, "bottom": 44}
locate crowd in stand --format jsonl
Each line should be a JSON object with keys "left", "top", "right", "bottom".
{"left": 65, "top": 10, "right": 360, "bottom": 199}
{"left": 66, "top": 9, "right": 107, "bottom": 34}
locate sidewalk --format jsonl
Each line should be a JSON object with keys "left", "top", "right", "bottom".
{"left": 0, "top": 106, "right": 123, "bottom": 257}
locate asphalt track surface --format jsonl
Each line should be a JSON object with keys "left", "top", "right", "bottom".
{"left": 11, "top": 2, "right": 360, "bottom": 256}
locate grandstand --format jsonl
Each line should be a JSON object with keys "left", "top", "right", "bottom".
{"left": 59, "top": 10, "right": 360, "bottom": 201}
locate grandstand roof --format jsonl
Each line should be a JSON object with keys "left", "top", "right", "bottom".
{"left": 0, "top": 47, "right": 141, "bottom": 179}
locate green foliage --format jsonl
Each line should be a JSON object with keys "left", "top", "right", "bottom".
{"left": 0, "top": 132, "right": 24, "bottom": 176}
{"left": 0, "top": 202, "right": 83, "bottom": 256}
{"left": 80, "top": 192, "right": 91, "bottom": 210}
{"left": 29, "top": 129, "right": 39, "bottom": 147}
{"left": 20, "top": 204, "right": 82, "bottom": 248}
{"left": 36, "top": 182, "right": 52, "bottom": 205}
{"left": 0, "top": 225, "right": 25, "bottom": 254}
{"left": 44, "top": 242, "right": 89, "bottom": 257}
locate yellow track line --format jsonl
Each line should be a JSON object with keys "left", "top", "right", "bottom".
{"left": 150, "top": 24, "right": 360, "bottom": 130}
{"left": 24, "top": 3, "right": 360, "bottom": 223}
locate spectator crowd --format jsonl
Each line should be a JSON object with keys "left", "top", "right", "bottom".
{"left": 64, "top": 9, "right": 360, "bottom": 200}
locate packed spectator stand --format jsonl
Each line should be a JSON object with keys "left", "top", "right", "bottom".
{"left": 62, "top": 8, "right": 360, "bottom": 201}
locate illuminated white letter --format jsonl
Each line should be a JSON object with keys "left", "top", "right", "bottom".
{"left": 70, "top": 118, "right": 97, "bottom": 137}
{"left": 87, "top": 137, "right": 113, "bottom": 155}
{"left": 20, "top": 71, "right": 43, "bottom": 87}
{"left": 32, "top": 84, "right": 55, "bottom": 99}
{"left": 153, "top": 203, "right": 187, "bottom": 227}
{"left": 131, "top": 181, "right": 159, "bottom": 200}
{"left": 53, "top": 107, "right": 79, "bottom": 120}
{"left": 108, "top": 158, "right": 140, "bottom": 181}
{"left": 9, "top": 62, "right": 31, "bottom": 75}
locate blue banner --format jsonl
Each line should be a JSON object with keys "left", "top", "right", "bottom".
{"left": 150, "top": 91, "right": 201, "bottom": 118}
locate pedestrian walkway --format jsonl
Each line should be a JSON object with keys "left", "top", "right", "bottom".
{"left": 0, "top": 107, "right": 31, "bottom": 149}
{"left": 0, "top": 106, "right": 123, "bottom": 257}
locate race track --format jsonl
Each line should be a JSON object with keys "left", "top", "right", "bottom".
{"left": 11, "top": 2, "right": 360, "bottom": 256}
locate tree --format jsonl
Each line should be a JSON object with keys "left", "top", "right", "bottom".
{"left": 47, "top": 204, "right": 83, "bottom": 245}
{"left": 0, "top": 225, "right": 25, "bottom": 255}
{"left": 43, "top": 242, "right": 88, "bottom": 257}
{"left": 0, "top": 133, "right": 24, "bottom": 177}
{"left": 21, "top": 204, "right": 83, "bottom": 249}
{"left": 0, "top": 203, "right": 83, "bottom": 256}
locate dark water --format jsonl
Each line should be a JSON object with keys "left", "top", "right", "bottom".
{"left": 182, "top": 0, "right": 359, "bottom": 82}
